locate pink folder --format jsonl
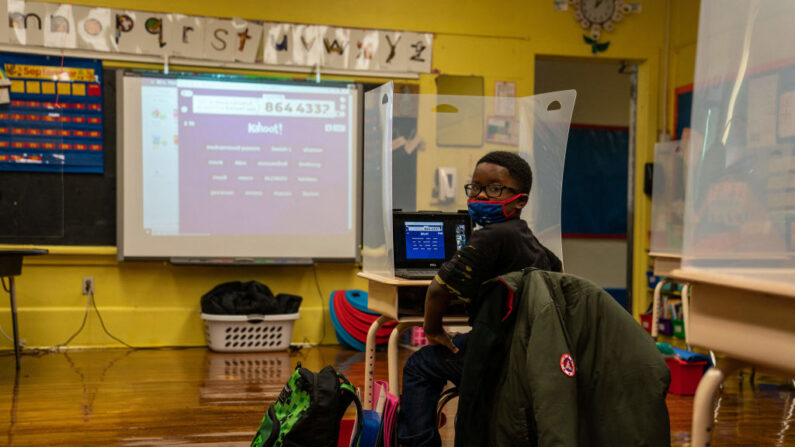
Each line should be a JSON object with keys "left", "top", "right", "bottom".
{"left": 374, "top": 380, "right": 400, "bottom": 447}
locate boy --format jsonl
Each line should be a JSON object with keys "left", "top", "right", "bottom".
{"left": 397, "top": 151, "right": 562, "bottom": 447}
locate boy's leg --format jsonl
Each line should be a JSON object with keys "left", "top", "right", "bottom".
{"left": 397, "top": 333, "right": 468, "bottom": 447}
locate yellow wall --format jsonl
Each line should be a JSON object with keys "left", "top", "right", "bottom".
{"left": 667, "top": 0, "right": 700, "bottom": 137}
{"left": 536, "top": 59, "right": 631, "bottom": 127}
{"left": 3, "top": 0, "right": 699, "bottom": 348}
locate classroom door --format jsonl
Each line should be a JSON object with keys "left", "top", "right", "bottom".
{"left": 535, "top": 58, "right": 633, "bottom": 309}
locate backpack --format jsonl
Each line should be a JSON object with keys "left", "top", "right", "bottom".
{"left": 251, "top": 363, "right": 363, "bottom": 447}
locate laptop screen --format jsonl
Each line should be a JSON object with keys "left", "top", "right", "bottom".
{"left": 393, "top": 211, "right": 472, "bottom": 269}
{"left": 404, "top": 221, "right": 445, "bottom": 259}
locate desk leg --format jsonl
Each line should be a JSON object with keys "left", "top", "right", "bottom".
{"left": 681, "top": 284, "right": 691, "bottom": 350}
{"left": 651, "top": 279, "right": 666, "bottom": 339}
{"left": 8, "top": 277, "right": 20, "bottom": 370}
{"left": 365, "top": 316, "right": 391, "bottom": 410}
{"left": 388, "top": 322, "right": 420, "bottom": 397}
{"left": 690, "top": 358, "right": 744, "bottom": 447}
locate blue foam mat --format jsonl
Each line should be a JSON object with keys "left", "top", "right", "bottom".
{"left": 344, "top": 289, "right": 378, "bottom": 315}
{"left": 329, "top": 291, "right": 367, "bottom": 351}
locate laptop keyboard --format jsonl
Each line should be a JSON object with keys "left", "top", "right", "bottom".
{"left": 394, "top": 269, "right": 439, "bottom": 280}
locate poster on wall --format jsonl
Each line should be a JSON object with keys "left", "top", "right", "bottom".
{"left": 494, "top": 81, "right": 516, "bottom": 117}
{"left": 485, "top": 116, "right": 519, "bottom": 146}
{"left": 0, "top": 52, "right": 104, "bottom": 173}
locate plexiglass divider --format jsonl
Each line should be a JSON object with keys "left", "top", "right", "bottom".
{"left": 683, "top": 0, "right": 795, "bottom": 287}
{"left": 363, "top": 82, "right": 575, "bottom": 278}
{"left": 650, "top": 140, "right": 687, "bottom": 256}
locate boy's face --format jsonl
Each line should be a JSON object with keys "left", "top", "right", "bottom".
{"left": 470, "top": 162, "right": 528, "bottom": 216}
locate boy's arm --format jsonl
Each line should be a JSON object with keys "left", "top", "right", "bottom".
{"left": 423, "top": 279, "right": 459, "bottom": 353}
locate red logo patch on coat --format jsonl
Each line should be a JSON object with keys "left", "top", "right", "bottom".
{"left": 560, "top": 353, "right": 576, "bottom": 377}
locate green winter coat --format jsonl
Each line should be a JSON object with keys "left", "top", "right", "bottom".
{"left": 456, "top": 269, "right": 671, "bottom": 447}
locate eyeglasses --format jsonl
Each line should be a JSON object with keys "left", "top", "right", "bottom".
{"left": 464, "top": 183, "right": 519, "bottom": 199}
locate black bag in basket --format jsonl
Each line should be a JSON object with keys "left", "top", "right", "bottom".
{"left": 201, "top": 281, "right": 302, "bottom": 315}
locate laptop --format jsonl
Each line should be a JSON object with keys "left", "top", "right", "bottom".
{"left": 393, "top": 210, "right": 473, "bottom": 280}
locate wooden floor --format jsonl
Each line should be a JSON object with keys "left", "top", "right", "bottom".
{"left": 1, "top": 346, "right": 793, "bottom": 446}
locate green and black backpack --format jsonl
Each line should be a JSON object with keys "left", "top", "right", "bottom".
{"left": 251, "top": 363, "right": 363, "bottom": 447}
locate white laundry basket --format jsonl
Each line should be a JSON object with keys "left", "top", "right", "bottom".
{"left": 201, "top": 313, "right": 300, "bottom": 352}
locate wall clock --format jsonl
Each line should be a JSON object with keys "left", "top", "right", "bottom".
{"left": 571, "top": 0, "right": 634, "bottom": 54}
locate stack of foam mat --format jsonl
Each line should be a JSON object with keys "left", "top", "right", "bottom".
{"left": 329, "top": 290, "right": 396, "bottom": 351}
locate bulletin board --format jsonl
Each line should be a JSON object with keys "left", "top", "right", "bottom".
{"left": 561, "top": 124, "right": 629, "bottom": 236}
{"left": 0, "top": 52, "right": 104, "bottom": 173}
{"left": 673, "top": 84, "right": 693, "bottom": 139}
{"left": 0, "top": 66, "right": 115, "bottom": 245}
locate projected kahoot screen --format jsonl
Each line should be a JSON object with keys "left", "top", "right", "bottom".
{"left": 119, "top": 74, "right": 361, "bottom": 259}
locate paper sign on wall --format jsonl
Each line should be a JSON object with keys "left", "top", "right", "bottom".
{"left": 291, "top": 24, "right": 322, "bottom": 67}
{"left": 112, "top": 10, "right": 137, "bottom": 53}
{"left": 74, "top": 6, "right": 114, "bottom": 52}
{"left": 262, "top": 22, "right": 291, "bottom": 65}
{"left": 166, "top": 14, "right": 204, "bottom": 59}
{"left": 9, "top": 0, "right": 46, "bottom": 46}
{"left": 204, "top": 18, "right": 238, "bottom": 61}
{"left": 321, "top": 26, "right": 350, "bottom": 69}
{"left": 113, "top": 10, "right": 171, "bottom": 55}
{"left": 494, "top": 81, "right": 517, "bottom": 117}
{"left": 378, "top": 31, "right": 408, "bottom": 72}
{"left": 349, "top": 29, "right": 379, "bottom": 71}
{"left": 231, "top": 18, "right": 262, "bottom": 63}
{"left": 403, "top": 32, "right": 432, "bottom": 73}
{"left": 43, "top": 2, "right": 76, "bottom": 49}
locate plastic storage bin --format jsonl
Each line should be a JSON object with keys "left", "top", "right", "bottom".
{"left": 665, "top": 357, "right": 707, "bottom": 395}
{"left": 646, "top": 270, "right": 661, "bottom": 289}
{"left": 672, "top": 318, "right": 685, "bottom": 339}
{"left": 640, "top": 314, "right": 653, "bottom": 333}
{"left": 410, "top": 326, "right": 428, "bottom": 346}
{"left": 657, "top": 318, "right": 673, "bottom": 336}
{"left": 201, "top": 313, "right": 299, "bottom": 352}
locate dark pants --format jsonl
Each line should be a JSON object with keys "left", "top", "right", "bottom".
{"left": 397, "top": 333, "right": 469, "bottom": 447}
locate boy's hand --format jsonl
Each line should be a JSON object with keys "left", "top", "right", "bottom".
{"left": 424, "top": 328, "right": 459, "bottom": 354}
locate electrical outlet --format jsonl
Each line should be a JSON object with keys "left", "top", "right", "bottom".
{"left": 82, "top": 277, "right": 94, "bottom": 295}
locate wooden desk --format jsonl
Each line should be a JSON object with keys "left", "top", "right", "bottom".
{"left": 667, "top": 268, "right": 795, "bottom": 447}
{"left": 0, "top": 249, "right": 48, "bottom": 370}
{"left": 357, "top": 271, "right": 468, "bottom": 409}
{"left": 648, "top": 252, "right": 682, "bottom": 277}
